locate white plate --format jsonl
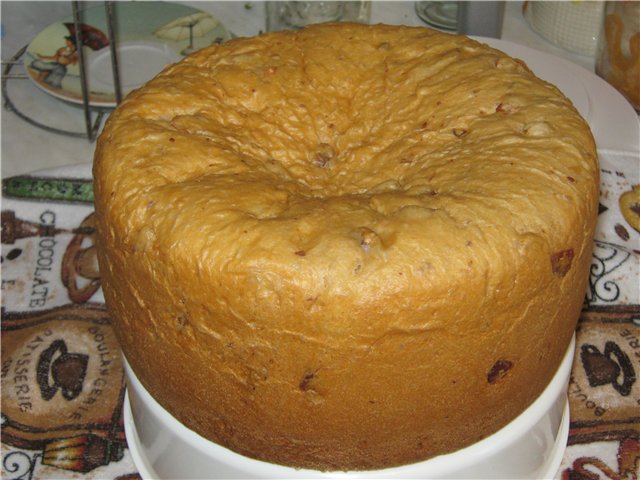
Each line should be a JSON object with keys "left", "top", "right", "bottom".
{"left": 24, "top": 1, "right": 231, "bottom": 108}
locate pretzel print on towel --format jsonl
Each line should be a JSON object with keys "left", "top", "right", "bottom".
{"left": 2, "top": 174, "right": 101, "bottom": 311}
{"left": 587, "top": 154, "right": 640, "bottom": 307}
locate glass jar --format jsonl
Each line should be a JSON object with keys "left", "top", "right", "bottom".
{"left": 265, "top": 1, "right": 371, "bottom": 32}
{"left": 596, "top": 1, "right": 640, "bottom": 111}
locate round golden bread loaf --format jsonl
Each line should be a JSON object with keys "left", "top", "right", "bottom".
{"left": 93, "top": 23, "right": 599, "bottom": 471}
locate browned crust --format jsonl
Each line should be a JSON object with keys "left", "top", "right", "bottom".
{"left": 93, "top": 23, "right": 599, "bottom": 470}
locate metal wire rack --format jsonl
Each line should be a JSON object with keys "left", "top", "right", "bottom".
{"left": 1, "top": 1, "right": 121, "bottom": 141}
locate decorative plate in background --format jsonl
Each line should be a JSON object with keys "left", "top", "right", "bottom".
{"left": 24, "top": 1, "right": 232, "bottom": 108}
